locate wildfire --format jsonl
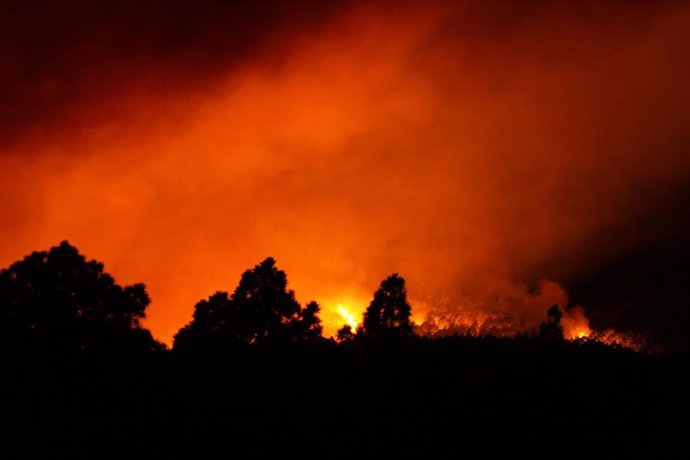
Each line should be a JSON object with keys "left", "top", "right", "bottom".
{"left": 561, "top": 306, "right": 592, "bottom": 340}
{"left": 414, "top": 307, "right": 650, "bottom": 351}
{"left": 586, "top": 329, "right": 653, "bottom": 352}
{"left": 337, "top": 304, "right": 359, "bottom": 330}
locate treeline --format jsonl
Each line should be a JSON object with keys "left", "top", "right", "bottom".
{"left": 1, "top": 242, "right": 687, "bottom": 459}
{"left": 1, "top": 241, "right": 570, "bottom": 356}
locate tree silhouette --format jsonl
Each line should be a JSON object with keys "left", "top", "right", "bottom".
{"left": 539, "top": 304, "right": 564, "bottom": 341}
{"left": 294, "top": 300, "right": 323, "bottom": 340}
{"left": 0, "top": 241, "right": 160, "bottom": 354}
{"left": 361, "top": 274, "right": 414, "bottom": 339}
{"left": 336, "top": 324, "right": 354, "bottom": 342}
{"left": 173, "top": 292, "right": 235, "bottom": 348}
{"left": 174, "top": 257, "right": 323, "bottom": 348}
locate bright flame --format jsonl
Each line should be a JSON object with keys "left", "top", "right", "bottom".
{"left": 562, "top": 306, "right": 592, "bottom": 340}
{"left": 337, "top": 304, "right": 359, "bottom": 330}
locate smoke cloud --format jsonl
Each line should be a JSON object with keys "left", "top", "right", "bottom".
{"left": 1, "top": 1, "right": 689, "bottom": 344}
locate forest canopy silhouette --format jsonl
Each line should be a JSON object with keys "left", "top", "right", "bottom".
{"left": 0, "top": 241, "right": 687, "bottom": 458}
{"left": 0, "top": 241, "right": 669, "bottom": 353}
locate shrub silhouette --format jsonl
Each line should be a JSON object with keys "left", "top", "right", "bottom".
{"left": 0, "top": 241, "right": 160, "bottom": 354}
{"left": 174, "top": 257, "right": 322, "bottom": 348}
{"left": 361, "top": 273, "right": 414, "bottom": 339}
{"left": 539, "top": 304, "right": 564, "bottom": 341}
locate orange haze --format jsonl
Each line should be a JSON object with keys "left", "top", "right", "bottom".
{"left": 1, "top": 1, "right": 689, "bottom": 344}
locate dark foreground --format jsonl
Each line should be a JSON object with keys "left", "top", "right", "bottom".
{"left": 1, "top": 338, "right": 687, "bottom": 459}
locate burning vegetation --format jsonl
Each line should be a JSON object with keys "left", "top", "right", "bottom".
{"left": 0, "top": 241, "right": 684, "bottom": 458}
{"left": 0, "top": 241, "right": 656, "bottom": 354}
{"left": 414, "top": 304, "right": 651, "bottom": 352}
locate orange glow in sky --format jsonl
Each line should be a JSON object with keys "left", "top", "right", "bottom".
{"left": 1, "top": 2, "right": 689, "bottom": 345}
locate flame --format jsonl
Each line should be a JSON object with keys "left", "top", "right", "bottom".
{"left": 562, "top": 306, "right": 592, "bottom": 340}
{"left": 585, "top": 329, "right": 654, "bottom": 352}
{"left": 337, "top": 304, "right": 359, "bottom": 330}
{"left": 414, "top": 307, "right": 650, "bottom": 351}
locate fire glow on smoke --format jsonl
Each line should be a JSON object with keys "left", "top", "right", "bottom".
{"left": 1, "top": 1, "right": 687, "bottom": 349}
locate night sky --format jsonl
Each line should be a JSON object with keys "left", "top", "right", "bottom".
{"left": 1, "top": 0, "right": 689, "bottom": 350}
